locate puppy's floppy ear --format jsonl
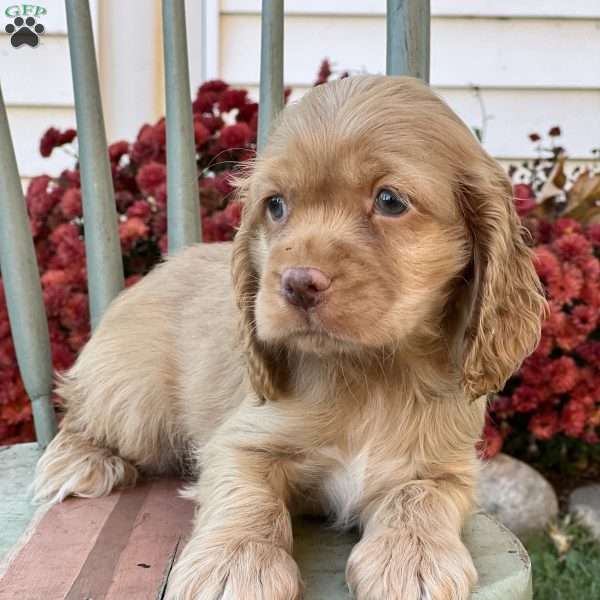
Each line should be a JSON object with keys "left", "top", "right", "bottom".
{"left": 458, "top": 156, "right": 548, "bottom": 400}
{"left": 231, "top": 188, "right": 283, "bottom": 403}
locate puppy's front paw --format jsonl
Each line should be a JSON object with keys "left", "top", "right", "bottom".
{"left": 346, "top": 529, "right": 476, "bottom": 600}
{"left": 165, "top": 539, "right": 303, "bottom": 600}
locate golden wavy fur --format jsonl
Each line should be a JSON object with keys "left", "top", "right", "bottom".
{"left": 33, "top": 76, "right": 546, "bottom": 600}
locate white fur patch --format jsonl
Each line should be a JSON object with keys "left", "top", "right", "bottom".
{"left": 319, "top": 446, "right": 369, "bottom": 529}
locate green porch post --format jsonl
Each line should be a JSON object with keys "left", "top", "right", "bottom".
{"left": 0, "top": 84, "right": 56, "bottom": 448}
{"left": 257, "top": 0, "right": 284, "bottom": 152}
{"left": 65, "top": 0, "right": 124, "bottom": 329}
{"left": 162, "top": 0, "right": 201, "bottom": 251}
{"left": 386, "top": 0, "right": 431, "bottom": 81}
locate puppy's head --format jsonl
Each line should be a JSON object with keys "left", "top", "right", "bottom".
{"left": 232, "top": 76, "right": 546, "bottom": 401}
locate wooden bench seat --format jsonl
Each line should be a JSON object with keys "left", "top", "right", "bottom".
{"left": 0, "top": 443, "right": 532, "bottom": 599}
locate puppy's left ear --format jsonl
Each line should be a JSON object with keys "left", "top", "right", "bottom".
{"left": 459, "top": 156, "right": 548, "bottom": 400}
{"left": 231, "top": 195, "right": 283, "bottom": 403}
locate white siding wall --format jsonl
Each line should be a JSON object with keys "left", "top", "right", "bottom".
{"left": 1, "top": 0, "right": 599, "bottom": 181}
{"left": 220, "top": 0, "right": 600, "bottom": 161}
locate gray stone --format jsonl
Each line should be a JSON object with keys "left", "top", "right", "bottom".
{"left": 569, "top": 484, "right": 600, "bottom": 541}
{"left": 478, "top": 453, "right": 558, "bottom": 538}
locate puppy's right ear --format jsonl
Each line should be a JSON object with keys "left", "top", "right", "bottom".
{"left": 231, "top": 193, "right": 281, "bottom": 403}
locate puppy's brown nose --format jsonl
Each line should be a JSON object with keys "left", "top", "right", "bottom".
{"left": 281, "top": 267, "right": 331, "bottom": 310}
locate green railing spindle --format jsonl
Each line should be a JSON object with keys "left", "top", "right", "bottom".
{"left": 162, "top": 0, "right": 201, "bottom": 252}
{"left": 65, "top": 0, "right": 124, "bottom": 329}
{"left": 0, "top": 84, "right": 57, "bottom": 448}
{"left": 257, "top": 0, "right": 284, "bottom": 152}
{"left": 386, "top": 0, "right": 431, "bottom": 81}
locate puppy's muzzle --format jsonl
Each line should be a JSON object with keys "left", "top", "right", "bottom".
{"left": 280, "top": 267, "right": 331, "bottom": 310}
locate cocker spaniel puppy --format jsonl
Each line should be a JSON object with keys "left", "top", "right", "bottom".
{"left": 33, "top": 76, "right": 546, "bottom": 600}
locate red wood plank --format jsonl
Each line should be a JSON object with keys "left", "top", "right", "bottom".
{"left": 0, "top": 492, "right": 120, "bottom": 599}
{"left": 0, "top": 479, "right": 195, "bottom": 600}
{"left": 105, "top": 479, "right": 194, "bottom": 599}
{"left": 65, "top": 484, "right": 151, "bottom": 599}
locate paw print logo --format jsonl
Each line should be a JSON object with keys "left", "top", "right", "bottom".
{"left": 5, "top": 16, "right": 45, "bottom": 48}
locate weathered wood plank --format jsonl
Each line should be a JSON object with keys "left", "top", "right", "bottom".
{"left": 105, "top": 479, "right": 194, "bottom": 599}
{"left": 0, "top": 485, "right": 120, "bottom": 598}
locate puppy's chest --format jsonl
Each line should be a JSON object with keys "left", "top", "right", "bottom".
{"left": 306, "top": 443, "right": 412, "bottom": 529}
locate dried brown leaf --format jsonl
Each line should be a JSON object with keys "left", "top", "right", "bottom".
{"left": 538, "top": 153, "right": 567, "bottom": 203}
{"left": 548, "top": 522, "right": 573, "bottom": 557}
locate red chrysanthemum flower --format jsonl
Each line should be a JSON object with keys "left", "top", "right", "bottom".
{"left": 511, "top": 385, "right": 541, "bottom": 413}
{"left": 193, "top": 91, "right": 218, "bottom": 114}
{"left": 561, "top": 399, "right": 587, "bottom": 438}
{"left": 529, "top": 408, "right": 559, "bottom": 440}
{"left": 534, "top": 246, "right": 561, "bottom": 285}
{"left": 119, "top": 217, "right": 149, "bottom": 251}
{"left": 571, "top": 304, "right": 598, "bottom": 336}
{"left": 542, "top": 302, "right": 566, "bottom": 336}
{"left": 194, "top": 120, "right": 211, "bottom": 146}
{"left": 218, "top": 89, "right": 248, "bottom": 113}
{"left": 126, "top": 200, "right": 152, "bottom": 222}
{"left": 60, "top": 188, "right": 82, "bottom": 220}
{"left": 115, "top": 190, "right": 136, "bottom": 213}
{"left": 513, "top": 183, "right": 536, "bottom": 217}
{"left": 549, "top": 263, "right": 583, "bottom": 305}
{"left": 60, "top": 292, "right": 89, "bottom": 330}
{"left": 59, "top": 128, "right": 77, "bottom": 145}
{"left": 553, "top": 233, "right": 593, "bottom": 262}
{"left": 109, "top": 140, "right": 130, "bottom": 163}
{"left": 39, "top": 127, "right": 76, "bottom": 157}
{"left": 200, "top": 115, "right": 225, "bottom": 134}
{"left": 236, "top": 102, "right": 258, "bottom": 124}
{"left": 198, "top": 79, "right": 229, "bottom": 94}
{"left": 519, "top": 356, "right": 552, "bottom": 386}
{"left": 576, "top": 341, "right": 600, "bottom": 369}
{"left": 136, "top": 161, "right": 167, "bottom": 195}
{"left": 480, "top": 422, "right": 504, "bottom": 458}
{"left": 588, "top": 223, "right": 600, "bottom": 247}
{"left": 552, "top": 218, "right": 582, "bottom": 238}
{"left": 219, "top": 122, "right": 252, "bottom": 150}
{"left": 532, "top": 334, "right": 553, "bottom": 358}
{"left": 154, "top": 183, "right": 167, "bottom": 210}
{"left": 39, "top": 127, "right": 61, "bottom": 157}
{"left": 549, "top": 356, "right": 579, "bottom": 394}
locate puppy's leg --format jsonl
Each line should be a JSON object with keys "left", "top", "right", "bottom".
{"left": 33, "top": 319, "right": 180, "bottom": 504}
{"left": 346, "top": 477, "right": 477, "bottom": 600}
{"left": 166, "top": 424, "right": 302, "bottom": 600}
{"left": 32, "top": 426, "right": 138, "bottom": 504}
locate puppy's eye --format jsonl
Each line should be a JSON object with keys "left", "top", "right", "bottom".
{"left": 266, "top": 195, "right": 288, "bottom": 222}
{"left": 374, "top": 189, "right": 410, "bottom": 217}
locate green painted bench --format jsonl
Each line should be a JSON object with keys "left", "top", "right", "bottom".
{"left": 0, "top": 1, "right": 532, "bottom": 598}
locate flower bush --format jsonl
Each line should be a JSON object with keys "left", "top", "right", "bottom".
{"left": 484, "top": 128, "right": 600, "bottom": 472}
{"left": 0, "top": 79, "right": 260, "bottom": 443}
